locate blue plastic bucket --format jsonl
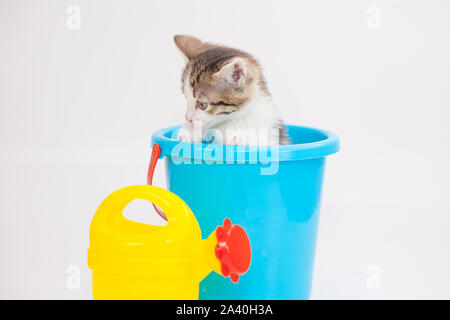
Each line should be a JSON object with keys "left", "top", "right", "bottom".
{"left": 151, "top": 125, "right": 339, "bottom": 299}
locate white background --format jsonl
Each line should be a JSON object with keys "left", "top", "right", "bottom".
{"left": 1, "top": 0, "right": 449, "bottom": 299}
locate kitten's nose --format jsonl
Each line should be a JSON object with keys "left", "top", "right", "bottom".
{"left": 185, "top": 112, "right": 193, "bottom": 123}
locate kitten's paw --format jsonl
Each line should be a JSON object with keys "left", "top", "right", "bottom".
{"left": 177, "top": 126, "right": 204, "bottom": 143}
{"left": 177, "top": 128, "right": 193, "bottom": 142}
{"left": 225, "top": 134, "right": 246, "bottom": 145}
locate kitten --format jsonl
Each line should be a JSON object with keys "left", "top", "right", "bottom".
{"left": 174, "top": 35, "right": 290, "bottom": 145}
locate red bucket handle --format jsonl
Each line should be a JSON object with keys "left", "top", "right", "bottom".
{"left": 147, "top": 143, "right": 167, "bottom": 221}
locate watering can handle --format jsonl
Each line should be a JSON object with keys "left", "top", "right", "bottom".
{"left": 100, "top": 185, "right": 193, "bottom": 231}
{"left": 147, "top": 143, "right": 167, "bottom": 220}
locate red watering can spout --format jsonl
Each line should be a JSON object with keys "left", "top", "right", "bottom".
{"left": 215, "top": 218, "right": 252, "bottom": 283}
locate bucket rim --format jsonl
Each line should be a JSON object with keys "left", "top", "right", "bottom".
{"left": 151, "top": 124, "right": 339, "bottom": 162}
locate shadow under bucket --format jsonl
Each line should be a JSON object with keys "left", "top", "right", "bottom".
{"left": 151, "top": 125, "right": 339, "bottom": 299}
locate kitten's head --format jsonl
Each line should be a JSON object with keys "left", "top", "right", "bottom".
{"left": 174, "top": 35, "right": 266, "bottom": 125}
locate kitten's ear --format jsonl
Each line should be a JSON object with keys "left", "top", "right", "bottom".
{"left": 173, "top": 35, "right": 214, "bottom": 61}
{"left": 215, "top": 57, "right": 248, "bottom": 89}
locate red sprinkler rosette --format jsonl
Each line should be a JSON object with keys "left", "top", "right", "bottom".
{"left": 215, "top": 218, "right": 252, "bottom": 283}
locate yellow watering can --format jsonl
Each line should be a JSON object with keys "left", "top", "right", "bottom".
{"left": 87, "top": 185, "right": 251, "bottom": 300}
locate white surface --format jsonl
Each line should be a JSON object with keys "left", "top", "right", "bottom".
{"left": 1, "top": 0, "right": 449, "bottom": 299}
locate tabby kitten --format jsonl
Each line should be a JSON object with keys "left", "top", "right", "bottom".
{"left": 174, "top": 35, "right": 290, "bottom": 145}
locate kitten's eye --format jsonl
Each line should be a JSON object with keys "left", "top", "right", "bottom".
{"left": 196, "top": 101, "right": 208, "bottom": 111}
